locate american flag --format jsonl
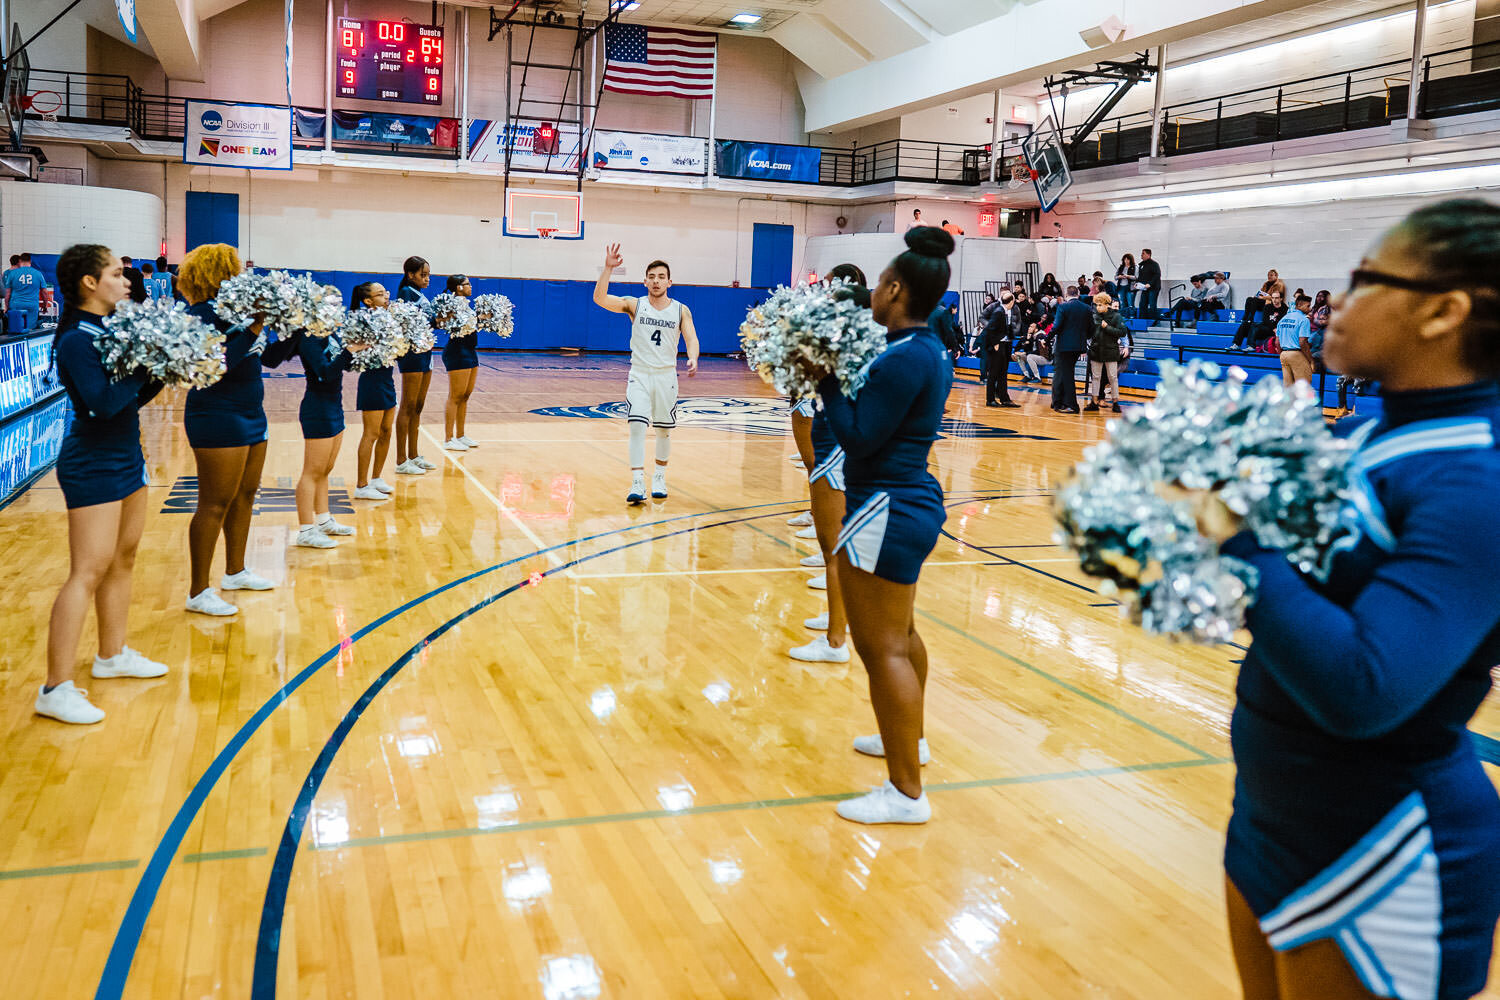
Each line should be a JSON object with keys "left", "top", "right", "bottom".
{"left": 603, "top": 24, "right": 717, "bottom": 100}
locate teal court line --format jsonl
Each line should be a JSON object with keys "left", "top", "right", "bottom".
{"left": 0, "top": 759, "right": 1231, "bottom": 881}
{"left": 916, "top": 608, "right": 1217, "bottom": 761}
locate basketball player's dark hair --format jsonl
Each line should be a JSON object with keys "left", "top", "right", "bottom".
{"left": 142, "top": 262, "right": 154, "bottom": 274}
{"left": 20, "top": 252, "right": 31, "bottom": 262}
{"left": 1394, "top": 198, "right": 1500, "bottom": 376}
{"left": 645, "top": 260, "right": 671, "bottom": 278}
{"left": 892, "top": 226, "right": 954, "bottom": 318}
{"left": 446, "top": 274, "right": 469, "bottom": 293}
{"left": 156, "top": 255, "right": 169, "bottom": 271}
{"left": 55, "top": 243, "right": 114, "bottom": 343}
{"left": 350, "top": 281, "right": 375, "bottom": 310}
{"left": 397, "top": 255, "right": 429, "bottom": 294}
{"left": 8, "top": 255, "right": 18, "bottom": 266}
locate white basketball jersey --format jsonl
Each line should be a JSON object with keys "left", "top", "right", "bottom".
{"left": 630, "top": 298, "right": 682, "bottom": 370}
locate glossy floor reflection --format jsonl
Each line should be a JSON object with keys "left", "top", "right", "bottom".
{"left": 0, "top": 354, "right": 1496, "bottom": 999}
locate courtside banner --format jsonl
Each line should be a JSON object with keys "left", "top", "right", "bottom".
{"left": 715, "top": 140, "right": 821, "bottom": 183}
{"left": 590, "top": 130, "right": 706, "bottom": 176}
{"left": 183, "top": 100, "right": 293, "bottom": 171}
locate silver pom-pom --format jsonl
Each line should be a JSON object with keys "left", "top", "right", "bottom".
{"left": 342, "top": 308, "right": 404, "bottom": 371}
{"left": 1054, "top": 360, "right": 1355, "bottom": 643}
{"left": 740, "top": 280, "right": 887, "bottom": 400}
{"left": 213, "top": 270, "right": 304, "bottom": 338}
{"left": 472, "top": 293, "right": 514, "bottom": 339}
{"left": 387, "top": 299, "right": 434, "bottom": 354}
{"left": 427, "top": 292, "right": 477, "bottom": 336}
{"left": 286, "top": 275, "right": 346, "bottom": 338}
{"left": 97, "top": 298, "right": 227, "bottom": 389}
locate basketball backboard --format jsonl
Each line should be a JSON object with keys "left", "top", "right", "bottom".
{"left": 504, "top": 190, "right": 584, "bottom": 240}
{"left": 1022, "top": 116, "right": 1072, "bottom": 214}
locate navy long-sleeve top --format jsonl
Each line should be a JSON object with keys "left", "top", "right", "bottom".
{"left": 1222, "top": 380, "right": 1500, "bottom": 903}
{"left": 299, "top": 334, "right": 353, "bottom": 393}
{"left": 817, "top": 325, "right": 950, "bottom": 493}
{"left": 183, "top": 300, "right": 295, "bottom": 412}
{"left": 55, "top": 312, "right": 162, "bottom": 437}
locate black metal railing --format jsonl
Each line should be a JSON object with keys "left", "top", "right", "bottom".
{"left": 1074, "top": 37, "right": 1500, "bottom": 169}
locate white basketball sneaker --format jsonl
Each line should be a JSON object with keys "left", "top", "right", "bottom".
{"left": 787, "top": 511, "right": 813, "bottom": 527}
{"left": 852, "top": 734, "right": 931, "bottom": 765}
{"left": 627, "top": 473, "right": 647, "bottom": 505}
{"left": 35, "top": 681, "right": 105, "bottom": 725}
{"left": 457, "top": 435, "right": 479, "bottom": 448}
{"left": 295, "top": 526, "right": 337, "bottom": 549}
{"left": 369, "top": 478, "right": 394, "bottom": 494}
{"left": 186, "top": 588, "right": 237, "bottom": 616}
{"left": 318, "top": 516, "right": 356, "bottom": 536}
{"left": 835, "top": 781, "right": 930, "bottom": 825}
{"left": 652, "top": 469, "right": 668, "bottom": 499}
{"left": 353, "top": 484, "right": 386, "bottom": 500}
{"left": 795, "top": 526, "right": 818, "bottom": 540}
{"left": 804, "top": 612, "right": 829, "bottom": 631}
{"left": 221, "top": 569, "right": 273, "bottom": 591}
{"left": 444, "top": 438, "right": 469, "bottom": 452}
{"left": 413, "top": 455, "right": 437, "bottom": 471}
{"left": 91, "top": 646, "right": 169, "bottom": 679}
{"left": 395, "top": 460, "right": 425, "bottom": 475}
{"left": 806, "top": 574, "right": 827, "bottom": 590}
{"left": 789, "top": 635, "right": 850, "bottom": 663}
{"left": 800, "top": 552, "right": 825, "bottom": 568}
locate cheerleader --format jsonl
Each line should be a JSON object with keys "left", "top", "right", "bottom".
{"left": 440, "top": 273, "right": 480, "bottom": 451}
{"left": 788, "top": 263, "right": 868, "bottom": 665}
{"left": 350, "top": 282, "right": 397, "bottom": 501}
{"left": 393, "top": 255, "right": 435, "bottom": 476}
{"left": 180, "top": 244, "right": 299, "bottom": 617}
{"left": 1197, "top": 199, "right": 1500, "bottom": 1000}
{"left": 36, "top": 245, "right": 169, "bottom": 724}
{"left": 817, "top": 229, "right": 953, "bottom": 824}
{"left": 293, "top": 295, "right": 366, "bottom": 547}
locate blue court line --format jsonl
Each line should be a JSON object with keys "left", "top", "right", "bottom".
{"left": 91, "top": 498, "right": 805, "bottom": 1000}
{"left": 942, "top": 527, "right": 1097, "bottom": 595}
{"left": 0, "top": 859, "right": 139, "bottom": 881}
{"left": 249, "top": 507, "right": 802, "bottom": 996}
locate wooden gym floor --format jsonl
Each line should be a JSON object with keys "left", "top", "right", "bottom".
{"left": 1, "top": 353, "right": 1497, "bottom": 999}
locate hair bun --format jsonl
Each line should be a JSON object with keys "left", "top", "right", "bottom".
{"left": 904, "top": 226, "right": 955, "bottom": 260}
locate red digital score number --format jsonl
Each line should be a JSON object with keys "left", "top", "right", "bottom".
{"left": 376, "top": 20, "right": 405, "bottom": 42}
{"left": 428, "top": 77, "right": 439, "bottom": 92}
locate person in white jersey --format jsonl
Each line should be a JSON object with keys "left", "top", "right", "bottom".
{"left": 593, "top": 244, "right": 700, "bottom": 503}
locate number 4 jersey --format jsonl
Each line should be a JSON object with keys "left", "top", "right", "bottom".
{"left": 629, "top": 298, "right": 683, "bottom": 370}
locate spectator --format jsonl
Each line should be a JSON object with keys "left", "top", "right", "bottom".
{"left": 983, "top": 293, "right": 1018, "bottom": 407}
{"left": 1136, "top": 248, "right": 1162, "bottom": 321}
{"left": 975, "top": 292, "right": 1000, "bottom": 376}
{"left": 1203, "top": 272, "right": 1232, "bottom": 317}
{"left": 1234, "top": 268, "right": 1287, "bottom": 343}
{"left": 1084, "top": 292, "right": 1128, "bottom": 413}
{"left": 2, "top": 252, "right": 49, "bottom": 332}
{"left": 1049, "top": 286, "right": 1092, "bottom": 414}
{"left": 1334, "top": 374, "right": 1373, "bottom": 418}
{"left": 1037, "top": 272, "right": 1063, "bottom": 298}
{"left": 1014, "top": 323, "right": 1050, "bottom": 383}
{"left": 1231, "top": 290, "right": 1286, "bottom": 350}
{"left": 1307, "top": 289, "right": 1331, "bottom": 372}
{"left": 1012, "top": 288, "right": 1034, "bottom": 332}
{"left": 1076, "top": 275, "right": 1089, "bottom": 296}
{"left": 906, "top": 209, "right": 924, "bottom": 231}
{"left": 1169, "top": 274, "right": 1211, "bottom": 329}
{"left": 928, "top": 299, "right": 963, "bottom": 362}
{"left": 1115, "top": 253, "right": 1138, "bottom": 318}
{"left": 1277, "top": 292, "right": 1314, "bottom": 386}
{"left": 941, "top": 219, "right": 965, "bottom": 236}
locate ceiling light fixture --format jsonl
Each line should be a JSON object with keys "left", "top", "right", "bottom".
{"left": 611, "top": 1, "right": 640, "bottom": 11}
{"left": 729, "top": 12, "right": 762, "bottom": 25}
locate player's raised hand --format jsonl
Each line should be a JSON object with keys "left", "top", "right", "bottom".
{"left": 604, "top": 243, "right": 624, "bottom": 270}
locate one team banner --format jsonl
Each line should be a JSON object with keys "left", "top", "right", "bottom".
{"left": 468, "top": 120, "right": 582, "bottom": 170}
{"left": 591, "top": 130, "right": 706, "bottom": 176}
{"left": 183, "top": 100, "right": 292, "bottom": 171}
{"left": 715, "top": 140, "right": 822, "bottom": 184}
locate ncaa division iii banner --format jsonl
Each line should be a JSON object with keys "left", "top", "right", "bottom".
{"left": 184, "top": 100, "right": 293, "bottom": 171}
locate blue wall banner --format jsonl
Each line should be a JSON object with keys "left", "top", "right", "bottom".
{"left": 715, "top": 140, "right": 821, "bottom": 183}
{"left": 332, "top": 110, "right": 445, "bottom": 146}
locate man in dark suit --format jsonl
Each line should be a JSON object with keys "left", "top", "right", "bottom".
{"left": 1049, "top": 287, "right": 1093, "bottom": 413}
{"left": 1137, "top": 248, "right": 1162, "bottom": 321}
{"left": 983, "top": 292, "right": 1020, "bottom": 407}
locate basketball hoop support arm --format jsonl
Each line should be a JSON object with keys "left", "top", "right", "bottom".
{"left": 2, "top": 0, "right": 85, "bottom": 72}
{"left": 1044, "top": 52, "right": 1157, "bottom": 166}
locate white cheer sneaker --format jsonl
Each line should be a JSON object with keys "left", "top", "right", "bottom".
{"left": 800, "top": 552, "right": 825, "bottom": 568}
{"left": 804, "top": 612, "right": 829, "bottom": 631}
{"left": 318, "top": 516, "right": 356, "bottom": 536}
{"left": 186, "top": 588, "right": 237, "bottom": 617}
{"left": 787, "top": 511, "right": 813, "bottom": 527}
{"left": 35, "top": 681, "right": 105, "bottom": 725}
{"left": 806, "top": 574, "right": 827, "bottom": 591}
{"left": 369, "top": 478, "right": 394, "bottom": 494}
{"left": 91, "top": 646, "right": 168, "bottom": 679}
{"left": 221, "top": 569, "right": 273, "bottom": 591}
{"left": 789, "top": 635, "right": 850, "bottom": 663}
{"left": 836, "top": 781, "right": 930, "bottom": 825}
{"left": 795, "top": 526, "right": 818, "bottom": 540}
{"left": 444, "top": 438, "right": 469, "bottom": 452}
{"left": 353, "top": 485, "right": 386, "bottom": 500}
{"left": 457, "top": 435, "right": 479, "bottom": 448}
{"left": 395, "top": 460, "right": 425, "bottom": 475}
{"left": 852, "top": 734, "right": 931, "bottom": 765}
{"left": 295, "top": 526, "right": 337, "bottom": 549}
{"left": 413, "top": 456, "right": 437, "bottom": 470}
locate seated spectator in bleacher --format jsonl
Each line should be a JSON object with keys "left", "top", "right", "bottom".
{"left": 1308, "top": 289, "right": 1331, "bottom": 371}
{"left": 1169, "top": 274, "right": 1211, "bottom": 328}
{"left": 1204, "top": 272, "right": 1232, "bottom": 316}
{"left": 1234, "top": 268, "right": 1287, "bottom": 342}
{"left": 1014, "top": 325, "right": 1050, "bottom": 383}
{"left": 1277, "top": 292, "right": 1314, "bottom": 386}
{"left": 1115, "top": 254, "right": 1137, "bottom": 319}
{"left": 1037, "top": 273, "right": 1063, "bottom": 298}
{"left": 1084, "top": 292, "right": 1129, "bottom": 413}
{"left": 1231, "top": 290, "right": 1287, "bottom": 350}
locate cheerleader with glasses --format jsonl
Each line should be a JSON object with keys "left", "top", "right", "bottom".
{"left": 1193, "top": 199, "right": 1500, "bottom": 1000}
{"left": 351, "top": 282, "right": 397, "bottom": 501}
{"left": 817, "top": 229, "right": 953, "bottom": 824}
{"left": 394, "top": 255, "right": 436, "bottom": 477}
{"left": 35, "top": 245, "right": 169, "bottom": 724}
{"left": 179, "top": 244, "right": 300, "bottom": 617}
{"left": 293, "top": 288, "right": 368, "bottom": 548}
{"left": 440, "top": 273, "right": 481, "bottom": 451}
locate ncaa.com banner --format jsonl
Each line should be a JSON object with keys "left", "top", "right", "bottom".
{"left": 184, "top": 100, "right": 293, "bottom": 171}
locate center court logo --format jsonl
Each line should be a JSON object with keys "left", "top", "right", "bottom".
{"left": 200, "top": 110, "right": 223, "bottom": 131}
{"left": 531, "top": 396, "right": 1053, "bottom": 440}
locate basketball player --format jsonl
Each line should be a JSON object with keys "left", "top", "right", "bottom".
{"left": 593, "top": 244, "right": 699, "bottom": 503}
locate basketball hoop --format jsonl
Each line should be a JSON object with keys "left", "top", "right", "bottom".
{"left": 537, "top": 228, "right": 557, "bottom": 240}
{"left": 1007, "top": 159, "right": 1029, "bottom": 190}
{"left": 22, "top": 90, "right": 61, "bottom": 116}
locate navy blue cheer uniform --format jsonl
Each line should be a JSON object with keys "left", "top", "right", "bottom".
{"left": 356, "top": 365, "right": 396, "bottom": 411}
{"left": 441, "top": 327, "right": 478, "bottom": 371}
{"left": 818, "top": 325, "right": 950, "bottom": 584}
{"left": 807, "top": 406, "right": 845, "bottom": 493}
{"left": 395, "top": 284, "right": 432, "bottom": 374}
{"left": 182, "top": 301, "right": 297, "bottom": 448}
{"left": 53, "top": 312, "right": 163, "bottom": 509}
{"left": 298, "top": 334, "right": 354, "bottom": 439}
{"left": 1221, "top": 381, "right": 1500, "bottom": 1000}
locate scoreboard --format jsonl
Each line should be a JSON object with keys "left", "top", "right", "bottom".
{"left": 337, "top": 17, "right": 443, "bottom": 105}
